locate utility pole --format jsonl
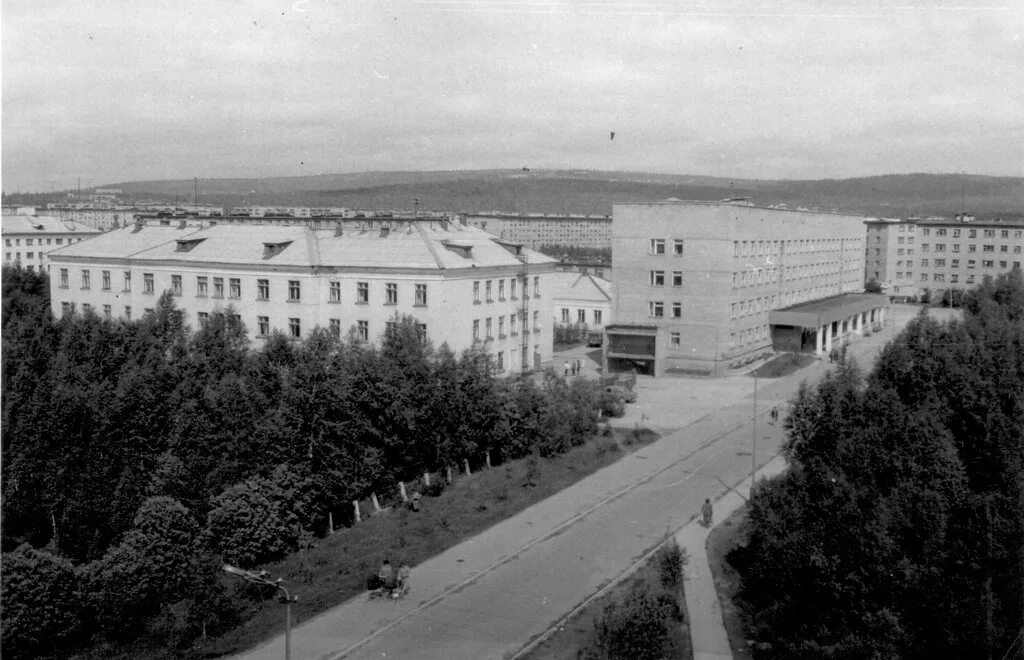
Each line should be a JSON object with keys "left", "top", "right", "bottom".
{"left": 751, "top": 369, "right": 758, "bottom": 496}
{"left": 193, "top": 177, "right": 198, "bottom": 213}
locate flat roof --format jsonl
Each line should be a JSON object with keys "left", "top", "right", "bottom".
{"left": 613, "top": 199, "right": 871, "bottom": 219}
{"left": 769, "top": 293, "right": 888, "bottom": 329}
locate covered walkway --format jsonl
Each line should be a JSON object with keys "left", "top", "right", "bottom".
{"left": 769, "top": 293, "right": 889, "bottom": 356}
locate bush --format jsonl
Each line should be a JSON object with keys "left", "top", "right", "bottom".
{"left": 204, "top": 478, "right": 295, "bottom": 567}
{"left": 656, "top": 537, "right": 686, "bottom": 591}
{"left": 585, "top": 578, "right": 682, "bottom": 660}
{"left": 0, "top": 544, "right": 83, "bottom": 659}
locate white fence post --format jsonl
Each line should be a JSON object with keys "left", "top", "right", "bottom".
{"left": 463, "top": 458, "right": 471, "bottom": 475}
{"left": 353, "top": 500, "right": 361, "bottom": 523}
{"left": 424, "top": 471, "right": 431, "bottom": 487}
{"left": 371, "top": 492, "right": 382, "bottom": 513}
{"left": 399, "top": 481, "right": 408, "bottom": 502}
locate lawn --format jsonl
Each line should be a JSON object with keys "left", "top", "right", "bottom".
{"left": 521, "top": 538, "right": 691, "bottom": 660}
{"left": 197, "top": 426, "right": 660, "bottom": 658}
{"left": 750, "top": 352, "right": 815, "bottom": 378}
{"left": 706, "top": 505, "right": 754, "bottom": 660}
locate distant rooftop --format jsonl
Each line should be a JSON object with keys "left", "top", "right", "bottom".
{"left": 1, "top": 215, "right": 101, "bottom": 234}
{"left": 615, "top": 199, "right": 870, "bottom": 219}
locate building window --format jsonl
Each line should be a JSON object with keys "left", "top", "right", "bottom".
{"left": 288, "top": 280, "right": 301, "bottom": 301}
{"left": 257, "top": 279, "right": 270, "bottom": 300}
{"left": 498, "top": 280, "right": 505, "bottom": 300}
{"left": 934, "top": 274, "right": 945, "bottom": 282}
{"left": 968, "top": 244, "right": 977, "bottom": 253}
{"left": 650, "top": 270, "right": 665, "bottom": 286}
{"left": 61, "top": 302, "right": 74, "bottom": 317}
{"left": 670, "top": 332, "right": 681, "bottom": 348}
{"left": 144, "top": 273, "right": 154, "bottom": 294}
{"left": 1000, "top": 245, "right": 1009, "bottom": 253}
{"left": 486, "top": 317, "right": 493, "bottom": 339}
{"left": 101, "top": 270, "right": 111, "bottom": 290}
{"left": 416, "top": 323, "right": 427, "bottom": 343}
{"left": 123, "top": 271, "right": 132, "bottom": 292}
{"left": 983, "top": 260, "right": 994, "bottom": 268}
{"left": 473, "top": 280, "right": 481, "bottom": 302}
{"left": 672, "top": 302, "right": 682, "bottom": 318}
{"left": 952, "top": 244, "right": 960, "bottom": 252}
{"left": 213, "top": 277, "right": 224, "bottom": 298}
{"left": 197, "top": 276, "right": 208, "bottom": 297}
{"left": 229, "top": 278, "right": 241, "bottom": 298}
{"left": 356, "top": 281, "right": 369, "bottom": 303}
{"left": 257, "top": 316, "right": 269, "bottom": 337}
{"left": 951, "top": 274, "right": 959, "bottom": 283}
{"left": 103, "top": 304, "right": 112, "bottom": 319}
{"left": 934, "top": 259, "right": 945, "bottom": 267}
{"left": 499, "top": 316, "right": 506, "bottom": 336}
{"left": 497, "top": 351, "right": 504, "bottom": 371}
{"left": 533, "top": 276, "right": 540, "bottom": 297}
{"left": 510, "top": 313, "right": 518, "bottom": 335}
{"left": 533, "top": 311, "right": 540, "bottom": 331}
{"left": 673, "top": 240, "right": 684, "bottom": 255}
{"left": 672, "top": 271, "right": 683, "bottom": 287}
{"left": 125, "top": 306, "right": 132, "bottom": 320}
{"left": 55, "top": 238, "right": 63, "bottom": 245}
{"left": 59, "top": 268, "right": 69, "bottom": 288}
{"left": 415, "top": 283, "right": 427, "bottom": 306}
{"left": 198, "top": 311, "right": 209, "bottom": 328}
{"left": 577, "top": 309, "right": 586, "bottom": 323}
{"left": 330, "top": 318, "right": 341, "bottom": 337}
{"left": 594, "top": 309, "right": 602, "bottom": 325}
{"left": 171, "top": 275, "right": 182, "bottom": 295}
{"left": 485, "top": 280, "right": 493, "bottom": 301}
{"left": 984, "top": 229, "right": 995, "bottom": 238}
{"left": 561, "top": 308, "right": 570, "bottom": 323}
{"left": 386, "top": 282, "right": 398, "bottom": 305}
{"left": 922, "top": 228, "right": 930, "bottom": 236}
{"left": 473, "top": 319, "right": 480, "bottom": 340}
{"left": 82, "top": 303, "right": 92, "bottom": 315}
{"left": 650, "top": 239, "right": 665, "bottom": 255}
{"left": 289, "top": 317, "right": 301, "bottom": 338}
{"left": 1001, "top": 230, "right": 1010, "bottom": 238}
{"left": 921, "top": 273, "right": 928, "bottom": 281}
{"left": 649, "top": 301, "right": 664, "bottom": 317}
{"left": 921, "top": 259, "right": 929, "bottom": 267}
{"left": 510, "top": 278, "right": 517, "bottom": 300}
{"left": 983, "top": 245, "right": 994, "bottom": 252}
{"left": 81, "top": 269, "right": 91, "bottom": 289}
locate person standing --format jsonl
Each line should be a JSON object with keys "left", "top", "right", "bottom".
{"left": 564, "top": 361, "right": 570, "bottom": 377}
{"left": 576, "top": 358, "right": 582, "bottom": 376}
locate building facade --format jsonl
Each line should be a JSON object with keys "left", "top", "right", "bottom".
{"left": 464, "top": 213, "right": 612, "bottom": 250}
{"left": 2, "top": 215, "right": 101, "bottom": 272}
{"left": 606, "top": 201, "right": 872, "bottom": 376}
{"left": 864, "top": 214, "right": 1024, "bottom": 301}
{"left": 550, "top": 272, "right": 612, "bottom": 333}
{"left": 47, "top": 219, "right": 556, "bottom": 374}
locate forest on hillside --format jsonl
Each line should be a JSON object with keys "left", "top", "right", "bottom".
{"left": 733, "top": 270, "right": 1024, "bottom": 659}
{"left": 0, "top": 266, "right": 610, "bottom": 658}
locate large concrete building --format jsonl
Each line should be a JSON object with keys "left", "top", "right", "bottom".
{"left": 606, "top": 200, "right": 886, "bottom": 376}
{"left": 464, "top": 213, "right": 612, "bottom": 249}
{"left": 866, "top": 214, "right": 1024, "bottom": 301}
{"left": 47, "top": 219, "right": 556, "bottom": 374}
{"left": 550, "top": 272, "right": 612, "bottom": 333}
{"left": 2, "top": 215, "right": 101, "bottom": 272}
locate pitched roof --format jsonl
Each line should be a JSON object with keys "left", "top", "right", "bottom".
{"left": 2, "top": 215, "right": 101, "bottom": 235}
{"left": 46, "top": 221, "right": 557, "bottom": 271}
{"left": 548, "top": 271, "right": 612, "bottom": 303}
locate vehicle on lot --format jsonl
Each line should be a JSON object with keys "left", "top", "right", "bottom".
{"left": 587, "top": 330, "right": 604, "bottom": 347}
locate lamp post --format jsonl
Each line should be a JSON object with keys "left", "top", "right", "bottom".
{"left": 223, "top": 564, "right": 298, "bottom": 660}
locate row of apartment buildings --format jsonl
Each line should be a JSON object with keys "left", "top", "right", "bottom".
{"left": 46, "top": 219, "right": 556, "bottom": 375}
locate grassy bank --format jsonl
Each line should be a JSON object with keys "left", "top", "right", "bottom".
{"left": 197, "top": 426, "right": 659, "bottom": 658}
{"left": 706, "top": 506, "right": 754, "bottom": 660}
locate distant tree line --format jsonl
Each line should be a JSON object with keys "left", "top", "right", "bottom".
{"left": 732, "top": 270, "right": 1024, "bottom": 659}
{"left": 0, "top": 265, "right": 615, "bottom": 657}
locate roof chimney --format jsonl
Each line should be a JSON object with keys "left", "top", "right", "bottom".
{"left": 380, "top": 227, "right": 390, "bottom": 237}
{"left": 178, "top": 219, "right": 187, "bottom": 229}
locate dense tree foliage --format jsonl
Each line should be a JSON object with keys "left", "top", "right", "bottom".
{"left": 733, "top": 270, "right": 1024, "bottom": 659}
{"left": 0, "top": 265, "right": 603, "bottom": 654}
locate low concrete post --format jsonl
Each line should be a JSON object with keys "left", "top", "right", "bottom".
{"left": 463, "top": 458, "right": 471, "bottom": 475}
{"left": 485, "top": 451, "right": 492, "bottom": 468}
{"left": 329, "top": 512, "right": 334, "bottom": 534}
{"left": 424, "top": 471, "right": 431, "bottom": 487}
{"left": 399, "top": 481, "right": 408, "bottom": 502}
{"left": 371, "top": 492, "right": 381, "bottom": 513}
{"left": 353, "top": 500, "right": 361, "bottom": 523}
{"left": 446, "top": 466, "right": 453, "bottom": 484}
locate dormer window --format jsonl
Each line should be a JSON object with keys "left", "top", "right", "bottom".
{"left": 263, "top": 241, "right": 293, "bottom": 259}
{"left": 175, "top": 238, "right": 206, "bottom": 252}
{"left": 442, "top": 240, "right": 473, "bottom": 258}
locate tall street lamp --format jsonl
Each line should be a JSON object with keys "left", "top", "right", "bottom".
{"left": 223, "top": 564, "right": 298, "bottom": 660}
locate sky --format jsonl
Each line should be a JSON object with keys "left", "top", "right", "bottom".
{"left": 2, "top": 0, "right": 1023, "bottom": 192}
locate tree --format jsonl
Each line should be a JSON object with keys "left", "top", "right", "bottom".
{"left": 0, "top": 544, "right": 83, "bottom": 659}
{"left": 203, "top": 477, "right": 295, "bottom": 568}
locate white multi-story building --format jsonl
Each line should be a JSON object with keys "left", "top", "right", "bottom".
{"left": 47, "top": 219, "right": 556, "bottom": 374}
{"left": 465, "top": 213, "right": 612, "bottom": 250}
{"left": 2, "top": 215, "right": 101, "bottom": 272}
{"left": 550, "top": 272, "right": 612, "bottom": 331}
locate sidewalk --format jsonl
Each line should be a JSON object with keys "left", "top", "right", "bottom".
{"left": 678, "top": 454, "right": 788, "bottom": 660}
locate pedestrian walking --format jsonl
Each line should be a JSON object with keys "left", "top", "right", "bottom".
{"left": 701, "top": 498, "right": 713, "bottom": 528}
{"left": 770, "top": 406, "right": 779, "bottom": 424}
{"left": 571, "top": 361, "right": 577, "bottom": 376}
{"left": 576, "top": 359, "right": 582, "bottom": 375}
{"left": 564, "top": 361, "right": 570, "bottom": 377}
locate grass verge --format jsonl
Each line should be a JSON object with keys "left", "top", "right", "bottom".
{"left": 706, "top": 505, "right": 754, "bottom": 660}
{"left": 751, "top": 352, "right": 815, "bottom": 378}
{"left": 197, "top": 426, "right": 660, "bottom": 658}
{"left": 521, "top": 538, "right": 690, "bottom": 660}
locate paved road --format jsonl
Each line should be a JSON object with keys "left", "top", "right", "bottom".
{"left": 239, "top": 304, "right": 942, "bottom": 660}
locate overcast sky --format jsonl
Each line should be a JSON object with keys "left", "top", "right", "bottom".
{"left": 2, "top": 0, "right": 1022, "bottom": 192}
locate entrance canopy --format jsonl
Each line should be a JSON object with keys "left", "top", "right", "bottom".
{"left": 768, "top": 293, "right": 888, "bottom": 330}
